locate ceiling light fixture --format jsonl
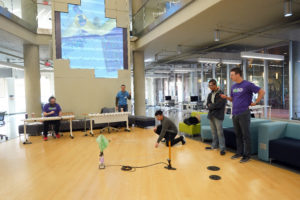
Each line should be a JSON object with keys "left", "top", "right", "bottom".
{"left": 284, "top": 0, "right": 292, "bottom": 17}
{"left": 144, "top": 58, "right": 154, "bottom": 62}
{"left": 222, "top": 60, "right": 242, "bottom": 65}
{"left": 198, "top": 58, "right": 220, "bottom": 64}
{"left": 241, "top": 52, "right": 284, "bottom": 61}
{"left": 214, "top": 29, "right": 220, "bottom": 42}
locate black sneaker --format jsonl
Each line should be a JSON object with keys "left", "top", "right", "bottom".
{"left": 205, "top": 147, "right": 217, "bottom": 150}
{"left": 181, "top": 136, "right": 186, "bottom": 145}
{"left": 231, "top": 154, "right": 242, "bottom": 159}
{"left": 161, "top": 138, "right": 166, "bottom": 143}
{"left": 220, "top": 150, "right": 226, "bottom": 156}
{"left": 240, "top": 156, "right": 250, "bottom": 163}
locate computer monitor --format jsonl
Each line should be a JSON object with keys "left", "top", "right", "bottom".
{"left": 190, "top": 96, "right": 198, "bottom": 102}
{"left": 165, "top": 96, "right": 171, "bottom": 101}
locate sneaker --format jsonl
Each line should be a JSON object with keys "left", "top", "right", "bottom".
{"left": 56, "top": 134, "right": 60, "bottom": 139}
{"left": 181, "top": 136, "right": 186, "bottom": 145}
{"left": 161, "top": 138, "right": 166, "bottom": 143}
{"left": 240, "top": 156, "right": 250, "bottom": 163}
{"left": 205, "top": 147, "right": 218, "bottom": 150}
{"left": 220, "top": 150, "right": 226, "bottom": 156}
{"left": 231, "top": 154, "right": 242, "bottom": 159}
{"left": 43, "top": 137, "right": 48, "bottom": 141}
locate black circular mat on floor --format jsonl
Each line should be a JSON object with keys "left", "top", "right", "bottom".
{"left": 207, "top": 166, "right": 220, "bottom": 171}
{"left": 209, "top": 175, "right": 221, "bottom": 180}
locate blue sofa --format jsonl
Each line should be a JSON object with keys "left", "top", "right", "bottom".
{"left": 223, "top": 118, "right": 271, "bottom": 154}
{"left": 200, "top": 114, "right": 233, "bottom": 141}
{"left": 258, "top": 121, "right": 300, "bottom": 168}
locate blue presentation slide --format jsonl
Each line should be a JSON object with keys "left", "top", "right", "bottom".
{"left": 60, "top": 0, "right": 124, "bottom": 78}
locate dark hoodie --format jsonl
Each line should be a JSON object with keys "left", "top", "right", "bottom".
{"left": 206, "top": 89, "right": 227, "bottom": 120}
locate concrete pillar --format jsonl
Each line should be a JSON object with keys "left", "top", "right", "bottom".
{"left": 24, "top": 44, "right": 42, "bottom": 116}
{"left": 289, "top": 41, "right": 293, "bottom": 119}
{"left": 133, "top": 51, "right": 146, "bottom": 116}
{"left": 212, "top": 64, "right": 216, "bottom": 79}
{"left": 226, "top": 64, "right": 230, "bottom": 97}
{"left": 291, "top": 41, "right": 300, "bottom": 119}
{"left": 201, "top": 63, "right": 204, "bottom": 101}
{"left": 21, "top": 0, "right": 37, "bottom": 30}
{"left": 242, "top": 59, "right": 247, "bottom": 80}
{"left": 167, "top": 77, "right": 170, "bottom": 95}
{"left": 174, "top": 73, "right": 177, "bottom": 97}
{"left": 160, "top": 78, "right": 164, "bottom": 104}
{"left": 193, "top": 64, "right": 198, "bottom": 95}
{"left": 182, "top": 74, "right": 185, "bottom": 102}
{"left": 189, "top": 71, "right": 193, "bottom": 96}
{"left": 263, "top": 60, "right": 269, "bottom": 118}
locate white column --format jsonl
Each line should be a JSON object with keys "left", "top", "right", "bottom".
{"left": 226, "top": 64, "right": 230, "bottom": 97}
{"left": 212, "top": 64, "right": 216, "bottom": 79}
{"left": 133, "top": 51, "right": 146, "bottom": 116}
{"left": 243, "top": 59, "right": 247, "bottom": 80}
{"left": 194, "top": 64, "right": 199, "bottom": 95}
{"left": 201, "top": 63, "right": 204, "bottom": 101}
{"left": 289, "top": 41, "right": 293, "bottom": 119}
{"left": 21, "top": 0, "right": 37, "bottom": 30}
{"left": 24, "top": 44, "right": 42, "bottom": 116}
{"left": 263, "top": 60, "right": 269, "bottom": 118}
{"left": 292, "top": 41, "right": 300, "bottom": 119}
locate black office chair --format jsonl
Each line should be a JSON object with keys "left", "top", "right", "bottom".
{"left": 99, "top": 107, "right": 119, "bottom": 133}
{"left": 0, "top": 112, "right": 8, "bottom": 141}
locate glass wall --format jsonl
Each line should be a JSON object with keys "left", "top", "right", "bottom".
{"left": 215, "top": 64, "right": 227, "bottom": 93}
{"left": 246, "top": 61, "right": 264, "bottom": 103}
{"left": 0, "top": 69, "right": 54, "bottom": 114}
{"left": 0, "top": 0, "right": 22, "bottom": 18}
{"left": 203, "top": 64, "right": 213, "bottom": 82}
{"left": 40, "top": 72, "right": 55, "bottom": 104}
{"left": 0, "top": 78, "right": 8, "bottom": 112}
{"left": 244, "top": 45, "right": 289, "bottom": 119}
{"left": 132, "top": 0, "right": 193, "bottom": 36}
{"left": 0, "top": 0, "right": 52, "bottom": 32}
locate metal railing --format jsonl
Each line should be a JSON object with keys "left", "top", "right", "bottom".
{"left": 132, "top": 0, "right": 194, "bottom": 37}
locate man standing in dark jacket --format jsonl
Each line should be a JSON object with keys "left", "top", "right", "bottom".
{"left": 206, "top": 79, "right": 227, "bottom": 155}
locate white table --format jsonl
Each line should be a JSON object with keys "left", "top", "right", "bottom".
{"left": 22, "top": 115, "right": 75, "bottom": 144}
{"left": 88, "top": 112, "right": 130, "bottom": 136}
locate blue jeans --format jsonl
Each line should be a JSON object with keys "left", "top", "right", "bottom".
{"left": 209, "top": 116, "right": 225, "bottom": 151}
{"left": 118, "top": 105, "right": 128, "bottom": 112}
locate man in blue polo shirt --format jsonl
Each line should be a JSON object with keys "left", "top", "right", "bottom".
{"left": 42, "top": 96, "right": 62, "bottom": 141}
{"left": 221, "top": 67, "right": 265, "bottom": 163}
{"left": 115, "top": 84, "right": 131, "bottom": 112}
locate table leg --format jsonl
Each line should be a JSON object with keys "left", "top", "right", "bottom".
{"left": 70, "top": 119, "right": 74, "bottom": 139}
{"left": 84, "top": 117, "right": 88, "bottom": 136}
{"left": 125, "top": 117, "right": 130, "bottom": 132}
{"left": 23, "top": 122, "right": 32, "bottom": 144}
{"left": 90, "top": 119, "right": 94, "bottom": 136}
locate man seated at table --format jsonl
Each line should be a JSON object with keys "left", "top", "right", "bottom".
{"left": 42, "top": 96, "right": 62, "bottom": 141}
{"left": 154, "top": 110, "right": 186, "bottom": 148}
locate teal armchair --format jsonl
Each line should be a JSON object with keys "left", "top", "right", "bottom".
{"left": 258, "top": 121, "right": 300, "bottom": 162}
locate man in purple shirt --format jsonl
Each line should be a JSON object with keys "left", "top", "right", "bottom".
{"left": 42, "top": 96, "right": 62, "bottom": 141}
{"left": 221, "top": 68, "right": 265, "bottom": 163}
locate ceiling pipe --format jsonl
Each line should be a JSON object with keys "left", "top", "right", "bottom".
{"left": 156, "top": 18, "right": 300, "bottom": 64}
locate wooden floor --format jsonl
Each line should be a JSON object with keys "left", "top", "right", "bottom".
{"left": 0, "top": 127, "right": 299, "bottom": 200}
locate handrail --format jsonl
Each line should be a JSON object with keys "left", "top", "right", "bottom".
{"left": 132, "top": 0, "right": 194, "bottom": 37}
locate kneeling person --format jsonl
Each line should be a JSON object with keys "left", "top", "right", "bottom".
{"left": 42, "top": 96, "right": 62, "bottom": 141}
{"left": 154, "top": 110, "right": 185, "bottom": 148}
